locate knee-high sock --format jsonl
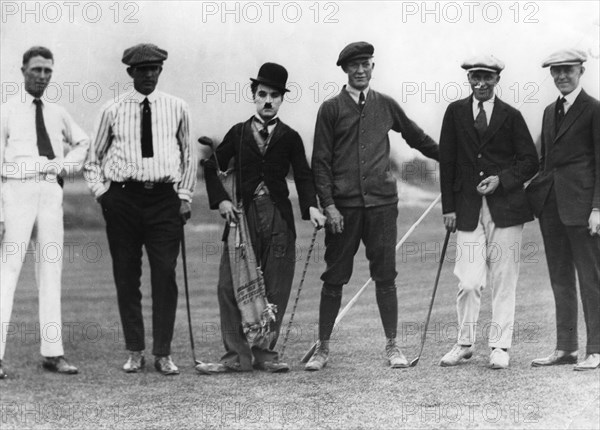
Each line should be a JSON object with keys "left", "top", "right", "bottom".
{"left": 319, "top": 283, "right": 343, "bottom": 342}
{"left": 376, "top": 282, "right": 398, "bottom": 339}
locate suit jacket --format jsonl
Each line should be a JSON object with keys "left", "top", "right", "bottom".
{"left": 204, "top": 117, "right": 318, "bottom": 237}
{"left": 527, "top": 90, "right": 600, "bottom": 225}
{"left": 440, "top": 96, "right": 538, "bottom": 231}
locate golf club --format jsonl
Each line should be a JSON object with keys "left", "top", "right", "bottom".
{"left": 180, "top": 226, "right": 206, "bottom": 370}
{"left": 409, "top": 229, "right": 451, "bottom": 367}
{"left": 279, "top": 226, "right": 319, "bottom": 360}
{"left": 301, "top": 194, "right": 441, "bottom": 363}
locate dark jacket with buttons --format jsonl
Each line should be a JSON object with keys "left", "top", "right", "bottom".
{"left": 204, "top": 117, "right": 317, "bottom": 236}
{"left": 526, "top": 90, "right": 600, "bottom": 226}
{"left": 440, "top": 95, "right": 538, "bottom": 231}
{"left": 312, "top": 87, "right": 439, "bottom": 208}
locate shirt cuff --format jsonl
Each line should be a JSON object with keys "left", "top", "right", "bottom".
{"left": 178, "top": 189, "right": 192, "bottom": 202}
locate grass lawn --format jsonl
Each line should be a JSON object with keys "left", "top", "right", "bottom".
{"left": 1, "top": 184, "right": 599, "bottom": 429}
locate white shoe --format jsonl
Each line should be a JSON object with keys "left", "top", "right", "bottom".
{"left": 439, "top": 344, "right": 473, "bottom": 367}
{"left": 490, "top": 348, "right": 509, "bottom": 369}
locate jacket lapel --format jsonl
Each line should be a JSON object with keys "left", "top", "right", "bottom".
{"left": 554, "top": 90, "right": 589, "bottom": 142}
{"left": 480, "top": 97, "right": 508, "bottom": 148}
{"left": 264, "top": 120, "right": 288, "bottom": 154}
{"left": 241, "top": 117, "right": 262, "bottom": 157}
{"left": 459, "top": 96, "right": 480, "bottom": 146}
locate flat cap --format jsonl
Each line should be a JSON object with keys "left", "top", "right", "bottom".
{"left": 542, "top": 48, "right": 587, "bottom": 68}
{"left": 461, "top": 54, "right": 505, "bottom": 73}
{"left": 337, "top": 41, "right": 374, "bottom": 67}
{"left": 122, "top": 43, "right": 168, "bottom": 67}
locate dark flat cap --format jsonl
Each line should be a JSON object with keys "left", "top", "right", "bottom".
{"left": 337, "top": 42, "right": 374, "bottom": 67}
{"left": 122, "top": 43, "right": 168, "bottom": 67}
{"left": 250, "top": 62, "right": 289, "bottom": 93}
{"left": 461, "top": 54, "right": 505, "bottom": 73}
{"left": 542, "top": 49, "right": 587, "bottom": 68}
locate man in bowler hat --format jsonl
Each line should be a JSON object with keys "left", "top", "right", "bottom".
{"left": 86, "top": 43, "right": 197, "bottom": 375}
{"left": 529, "top": 49, "right": 600, "bottom": 371}
{"left": 308, "top": 42, "right": 439, "bottom": 371}
{"left": 199, "top": 62, "right": 325, "bottom": 374}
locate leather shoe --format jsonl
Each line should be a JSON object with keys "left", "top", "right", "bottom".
{"left": 154, "top": 355, "right": 180, "bottom": 375}
{"left": 305, "top": 341, "right": 329, "bottom": 371}
{"left": 123, "top": 351, "right": 145, "bottom": 373}
{"left": 0, "top": 360, "right": 7, "bottom": 379}
{"left": 574, "top": 353, "right": 600, "bottom": 371}
{"left": 531, "top": 350, "right": 578, "bottom": 367}
{"left": 386, "top": 338, "right": 409, "bottom": 368}
{"left": 254, "top": 361, "right": 290, "bottom": 373}
{"left": 440, "top": 344, "right": 473, "bottom": 367}
{"left": 489, "top": 348, "right": 509, "bottom": 369}
{"left": 42, "top": 356, "right": 78, "bottom": 374}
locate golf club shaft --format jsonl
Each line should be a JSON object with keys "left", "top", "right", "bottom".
{"left": 301, "top": 194, "right": 441, "bottom": 363}
{"left": 414, "top": 229, "right": 451, "bottom": 362}
{"left": 181, "top": 227, "right": 197, "bottom": 363}
{"left": 279, "top": 227, "right": 319, "bottom": 359}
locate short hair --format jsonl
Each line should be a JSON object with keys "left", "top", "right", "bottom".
{"left": 250, "top": 81, "right": 284, "bottom": 99}
{"left": 22, "top": 46, "right": 54, "bottom": 66}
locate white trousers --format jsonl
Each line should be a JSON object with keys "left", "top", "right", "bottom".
{"left": 454, "top": 198, "right": 523, "bottom": 349}
{"left": 1, "top": 179, "right": 64, "bottom": 359}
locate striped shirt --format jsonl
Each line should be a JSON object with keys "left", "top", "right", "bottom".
{"left": 85, "top": 89, "right": 197, "bottom": 201}
{"left": 1, "top": 92, "right": 89, "bottom": 221}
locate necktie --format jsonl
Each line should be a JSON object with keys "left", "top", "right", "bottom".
{"left": 359, "top": 91, "right": 366, "bottom": 110}
{"left": 474, "top": 101, "right": 487, "bottom": 139}
{"left": 141, "top": 98, "right": 153, "bottom": 158}
{"left": 258, "top": 118, "right": 277, "bottom": 141}
{"left": 34, "top": 99, "right": 55, "bottom": 159}
{"left": 555, "top": 97, "right": 566, "bottom": 133}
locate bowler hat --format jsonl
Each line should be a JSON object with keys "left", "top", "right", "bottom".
{"left": 250, "top": 63, "right": 289, "bottom": 93}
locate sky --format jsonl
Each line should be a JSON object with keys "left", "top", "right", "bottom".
{"left": 1, "top": 0, "right": 599, "bottom": 161}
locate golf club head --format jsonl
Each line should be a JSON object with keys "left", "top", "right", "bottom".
{"left": 194, "top": 361, "right": 212, "bottom": 375}
{"left": 198, "top": 136, "right": 214, "bottom": 147}
{"left": 409, "top": 357, "right": 419, "bottom": 367}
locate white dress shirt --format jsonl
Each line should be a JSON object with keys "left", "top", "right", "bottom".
{"left": 472, "top": 95, "right": 495, "bottom": 125}
{"left": 345, "top": 85, "right": 370, "bottom": 105}
{"left": 561, "top": 85, "right": 582, "bottom": 114}
{"left": 1, "top": 92, "right": 89, "bottom": 221}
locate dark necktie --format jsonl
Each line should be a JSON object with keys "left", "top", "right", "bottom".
{"left": 141, "top": 98, "right": 153, "bottom": 158}
{"left": 474, "top": 101, "right": 487, "bottom": 139}
{"left": 34, "top": 99, "right": 55, "bottom": 159}
{"left": 359, "top": 91, "right": 366, "bottom": 111}
{"left": 258, "top": 118, "right": 277, "bottom": 141}
{"left": 555, "top": 97, "right": 566, "bottom": 133}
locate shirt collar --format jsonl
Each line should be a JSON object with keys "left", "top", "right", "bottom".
{"left": 561, "top": 85, "right": 582, "bottom": 106}
{"left": 345, "top": 84, "right": 369, "bottom": 99}
{"left": 253, "top": 114, "right": 279, "bottom": 125}
{"left": 472, "top": 94, "right": 495, "bottom": 108}
{"left": 130, "top": 89, "right": 159, "bottom": 104}
{"left": 24, "top": 92, "right": 38, "bottom": 105}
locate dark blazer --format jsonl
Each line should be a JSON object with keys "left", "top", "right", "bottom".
{"left": 440, "top": 96, "right": 538, "bottom": 231}
{"left": 204, "top": 117, "right": 318, "bottom": 236}
{"left": 527, "top": 90, "right": 600, "bottom": 225}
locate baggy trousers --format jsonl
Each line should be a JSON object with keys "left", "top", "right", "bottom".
{"left": 217, "top": 195, "right": 295, "bottom": 370}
